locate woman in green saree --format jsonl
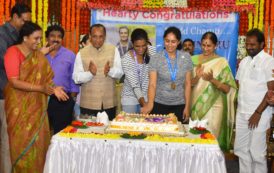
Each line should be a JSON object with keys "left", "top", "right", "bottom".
{"left": 4, "top": 21, "right": 68, "bottom": 172}
{"left": 191, "top": 32, "right": 237, "bottom": 151}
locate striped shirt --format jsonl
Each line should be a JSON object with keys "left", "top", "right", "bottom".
{"left": 121, "top": 46, "right": 156, "bottom": 105}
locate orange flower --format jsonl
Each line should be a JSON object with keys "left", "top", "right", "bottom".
{"left": 71, "top": 120, "right": 84, "bottom": 127}
{"left": 63, "top": 126, "right": 77, "bottom": 133}
{"left": 200, "top": 132, "right": 215, "bottom": 140}
{"left": 75, "top": 8, "right": 80, "bottom": 52}
{"left": 0, "top": 0, "right": 4, "bottom": 24}
{"left": 5, "top": 0, "right": 10, "bottom": 21}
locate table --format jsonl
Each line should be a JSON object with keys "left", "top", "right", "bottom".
{"left": 43, "top": 131, "right": 226, "bottom": 173}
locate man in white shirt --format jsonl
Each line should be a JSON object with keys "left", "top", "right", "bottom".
{"left": 234, "top": 28, "right": 274, "bottom": 173}
{"left": 73, "top": 24, "right": 123, "bottom": 120}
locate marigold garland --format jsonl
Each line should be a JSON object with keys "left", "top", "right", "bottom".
{"left": 236, "top": 0, "right": 256, "bottom": 5}
{"left": 269, "top": 0, "right": 274, "bottom": 54}
{"left": 5, "top": 0, "right": 10, "bottom": 21}
{"left": 61, "top": 0, "right": 66, "bottom": 32}
{"left": 71, "top": 0, "right": 76, "bottom": 52}
{"left": 43, "top": 0, "right": 48, "bottom": 45}
{"left": 66, "top": 0, "right": 71, "bottom": 48}
{"left": 258, "top": 0, "right": 264, "bottom": 31}
{"left": 11, "top": 0, "right": 15, "bottom": 9}
{"left": 75, "top": 7, "right": 80, "bottom": 53}
{"left": 0, "top": 0, "right": 4, "bottom": 24}
{"left": 253, "top": 0, "right": 259, "bottom": 28}
{"left": 58, "top": 132, "right": 218, "bottom": 144}
{"left": 31, "top": 0, "right": 36, "bottom": 23}
{"left": 37, "top": 0, "right": 43, "bottom": 28}
{"left": 248, "top": 12, "right": 253, "bottom": 30}
{"left": 143, "top": 0, "right": 164, "bottom": 9}
{"left": 164, "top": 0, "right": 187, "bottom": 8}
{"left": 264, "top": 0, "right": 270, "bottom": 52}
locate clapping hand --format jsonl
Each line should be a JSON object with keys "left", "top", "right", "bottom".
{"left": 195, "top": 64, "right": 204, "bottom": 78}
{"left": 202, "top": 69, "right": 213, "bottom": 81}
{"left": 104, "top": 61, "right": 110, "bottom": 77}
{"left": 89, "top": 60, "right": 97, "bottom": 76}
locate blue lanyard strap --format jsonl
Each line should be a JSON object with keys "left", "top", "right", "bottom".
{"left": 164, "top": 50, "right": 178, "bottom": 82}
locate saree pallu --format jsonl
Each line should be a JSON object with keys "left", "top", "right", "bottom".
{"left": 191, "top": 56, "right": 237, "bottom": 151}
{"left": 4, "top": 51, "right": 53, "bottom": 173}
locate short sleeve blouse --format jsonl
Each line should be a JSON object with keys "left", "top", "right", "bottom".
{"left": 4, "top": 46, "right": 25, "bottom": 79}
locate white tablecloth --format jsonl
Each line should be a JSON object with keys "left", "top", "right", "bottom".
{"left": 44, "top": 134, "right": 226, "bottom": 173}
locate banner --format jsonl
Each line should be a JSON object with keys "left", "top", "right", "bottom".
{"left": 92, "top": 10, "right": 239, "bottom": 75}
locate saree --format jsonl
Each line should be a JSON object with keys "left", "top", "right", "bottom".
{"left": 4, "top": 50, "right": 53, "bottom": 173}
{"left": 191, "top": 55, "right": 237, "bottom": 151}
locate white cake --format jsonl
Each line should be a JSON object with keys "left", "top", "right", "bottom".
{"left": 108, "top": 112, "right": 180, "bottom": 134}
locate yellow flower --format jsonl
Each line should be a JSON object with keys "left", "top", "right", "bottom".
{"left": 128, "top": 131, "right": 142, "bottom": 136}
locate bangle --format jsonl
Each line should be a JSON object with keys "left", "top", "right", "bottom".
{"left": 255, "top": 110, "right": 262, "bottom": 115}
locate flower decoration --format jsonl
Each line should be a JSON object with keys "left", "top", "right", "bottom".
{"left": 31, "top": 0, "right": 36, "bottom": 23}
{"left": 71, "top": 0, "right": 76, "bottom": 51}
{"left": 258, "top": 0, "right": 264, "bottom": 31}
{"left": 143, "top": 0, "right": 164, "bottom": 9}
{"left": 120, "top": 132, "right": 147, "bottom": 139}
{"left": 72, "top": 120, "right": 84, "bottom": 127}
{"left": 264, "top": 0, "right": 270, "bottom": 52}
{"left": 63, "top": 126, "right": 77, "bottom": 133}
{"left": 75, "top": 8, "right": 80, "bottom": 52}
{"left": 5, "top": 0, "right": 10, "bottom": 21}
{"left": 189, "top": 127, "right": 210, "bottom": 135}
{"left": 43, "top": 0, "right": 48, "bottom": 45}
{"left": 200, "top": 132, "right": 215, "bottom": 140}
{"left": 164, "top": 0, "right": 187, "bottom": 8}
{"left": 0, "top": 0, "right": 4, "bottom": 24}
{"left": 37, "top": 0, "right": 43, "bottom": 28}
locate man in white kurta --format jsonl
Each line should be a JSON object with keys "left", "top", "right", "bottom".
{"left": 234, "top": 28, "right": 274, "bottom": 173}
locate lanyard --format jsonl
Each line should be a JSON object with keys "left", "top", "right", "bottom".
{"left": 164, "top": 50, "right": 178, "bottom": 82}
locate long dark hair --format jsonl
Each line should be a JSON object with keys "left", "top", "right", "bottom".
{"left": 163, "top": 26, "right": 182, "bottom": 50}
{"left": 18, "top": 21, "right": 42, "bottom": 44}
{"left": 130, "top": 28, "right": 150, "bottom": 64}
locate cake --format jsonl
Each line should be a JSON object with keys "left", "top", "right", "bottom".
{"left": 108, "top": 112, "right": 180, "bottom": 134}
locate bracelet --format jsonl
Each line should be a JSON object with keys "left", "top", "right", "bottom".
{"left": 255, "top": 110, "right": 262, "bottom": 115}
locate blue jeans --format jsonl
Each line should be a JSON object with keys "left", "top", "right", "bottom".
{"left": 122, "top": 104, "right": 141, "bottom": 113}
